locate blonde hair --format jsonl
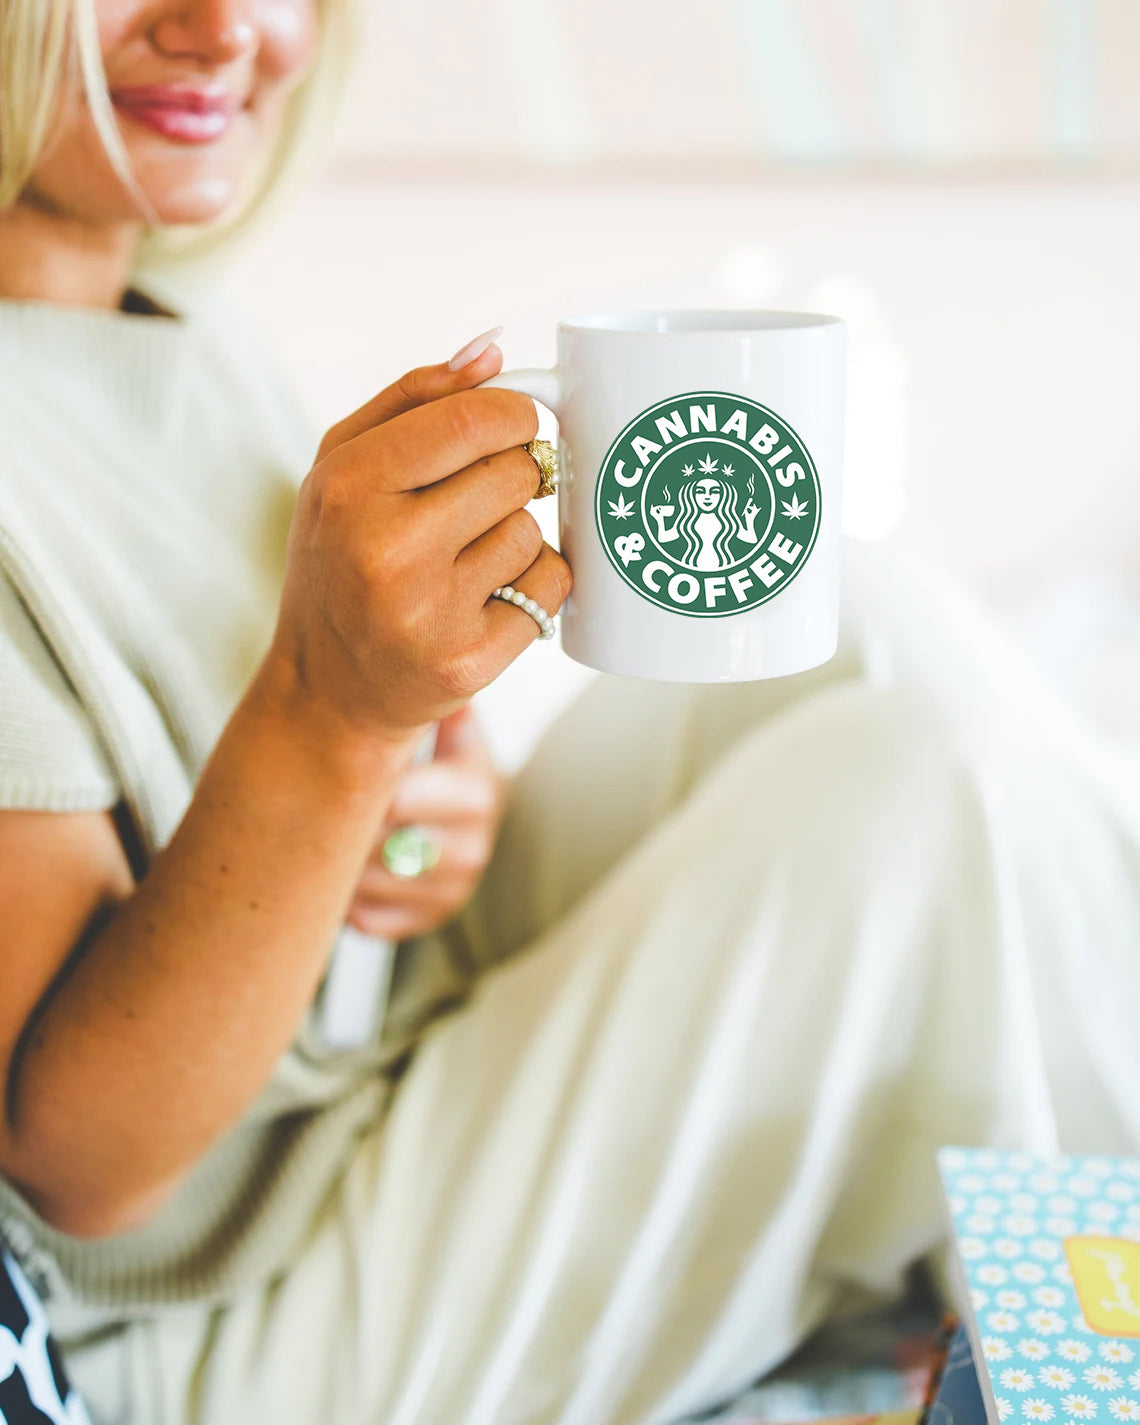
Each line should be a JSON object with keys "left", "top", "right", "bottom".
{"left": 0, "top": 0, "right": 356, "bottom": 260}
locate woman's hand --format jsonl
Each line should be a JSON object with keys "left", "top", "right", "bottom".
{"left": 262, "top": 340, "right": 572, "bottom": 748}
{"left": 346, "top": 707, "right": 504, "bottom": 940}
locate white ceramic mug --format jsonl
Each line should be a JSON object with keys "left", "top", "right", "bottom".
{"left": 484, "top": 309, "right": 845, "bottom": 682}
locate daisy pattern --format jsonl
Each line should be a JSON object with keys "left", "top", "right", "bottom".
{"left": 998, "top": 1238, "right": 1027, "bottom": 1259}
{"left": 1007, "top": 1216, "right": 1042, "bottom": 1237}
{"left": 1041, "top": 1368, "right": 1077, "bottom": 1390}
{"left": 979, "top": 1194, "right": 1006, "bottom": 1214}
{"left": 1089, "top": 1202, "right": 1123, "bottom": 1224}
{"left": 1107, "top": 1400, "right": 1140, "bottom": 1421}
{"left": 1073, "top": 1316, "right": 1096, "bottom": 1335}
{"left": 1015, "top": 1263, "right": 1048, "bottom": 1285}
{"left": 1059, "top": 1342, "right": 1094, "bottom": 1364}
{"left": 999, "top": 1291, "right": 1030, "bottom": 1310}
{"left": 996, "top": 1173, "right": 1023, "bottom": 1192}
{"left": 997, "top": 1402, "right": 1013, "bottom": 1422}
{"left": 1031, "top": 1174, "right": 1062, "bottom": 1194}
{"left": 1052, "top": 1263, "right": 1075, "bottom": 1285}
{"left": 1050, "top": 1197, "right": 1080, "bottom": 1216}
{"left": 1035, "top": 1288, "right": 1067, "bottom": 1308}
{"left": 1101, "top": 1346, "right": 1135, "bottom": 1366}
{"left": 961, "top": 1237, "right": 989, "bottom": 1260}
{"left": 1063, "top": 1396, "right": 1098, "bottom": 1419}
{"left": 1085, "top": 1367, "right": 1123, "bottom": 1392}
{"left": 968, "top": 1214, "right": 999, "bottom": 1234}
{"left": 972, "top": 1289, "right": 991, "bottom": 1310}
{"left": 980, "top": 1264, "right": 1012, "bottom": 1285}
{"left": 1029, "top": 1310, "right": 1067, "bottom": 1335}
{"left": 1106, "top": 1184, "right": 1135, "bottom": 1204}
{"left": 1047, "top": 1219, "right": 1078, "bottom": 1237}
{"left": 1014, "top": 1194, "right": 1042, "bottom": 1212}
{"left": 1129, "top": 1373, "right": 1140, "bottom": 1392}
{"left": 1032, "top": 1240, "right": 1063, "bottom": 1261}
{"left": 984, "top": 1338, "right": 1015, "bottom": 1362}
{"left": 1069, "top": 1177, "right": 1099, "bottom": 1198}
{"left": 991, "top": 1311, "right": 1024, "bottom": 1333}
{"left": 1019, "top": 1341, "right": 1052, "bottom": 1361}
{"left": 1004, "top": 1369, "right": 1037, "bottom": 1392}
{"left": 1024, "top": 1399, "right": 1056, "bottom": 1420}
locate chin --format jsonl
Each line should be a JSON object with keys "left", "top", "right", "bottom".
{"left": 126, "top": 131, "right": 265, "bottom": 227}
{"left": 140, "top": 175, "right": 246, "bottom": 227}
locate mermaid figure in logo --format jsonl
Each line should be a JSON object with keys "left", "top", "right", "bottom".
{"left": 649, "top": 454, "right": 762, "bottom": 571}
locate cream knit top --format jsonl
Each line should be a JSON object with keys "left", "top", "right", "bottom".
{"left": 0, "top": 289, "right": 454, "bottom": 1311}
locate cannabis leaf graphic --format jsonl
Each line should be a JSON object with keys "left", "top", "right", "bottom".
{"left": 698, "top": 453, "right": 719, "bottom": 475}
{"left": 681, "top": 464, "right": 694, "bottom": 478}
{"left": 781, "top": 493, "right": 810, "bottom": 520}
{"left": 608, "top": 493, "right": 636, "bottom": 520}
{"left": 721, "top": 463, "right": 735, "bottom": 478}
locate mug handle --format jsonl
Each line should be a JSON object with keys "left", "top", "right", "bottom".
{"left": 477, "top": 367, "right": 566, "bottom": 421}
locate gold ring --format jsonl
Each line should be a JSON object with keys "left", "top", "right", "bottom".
{"left": 526, "top": 439, "right": 559, "bottom": 499}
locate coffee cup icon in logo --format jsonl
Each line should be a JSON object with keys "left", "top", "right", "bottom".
{"left": 595, "top": 390, "right": 821, "bottom": 618}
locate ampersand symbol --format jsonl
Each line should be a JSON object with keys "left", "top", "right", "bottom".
{"left": 614, "top": 533, "right": 644, "bottom": 566}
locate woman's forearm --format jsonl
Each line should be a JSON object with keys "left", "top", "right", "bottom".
{"left": 4, "top": 659, "right": 419, "bottom": 1237}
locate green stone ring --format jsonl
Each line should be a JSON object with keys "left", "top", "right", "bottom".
{"left": 381, "top": 825, "right": 442, "bottom": 879}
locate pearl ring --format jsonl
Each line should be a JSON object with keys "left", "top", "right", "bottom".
{"left": 490, "top": 586, "right": 556, "bottom": 641}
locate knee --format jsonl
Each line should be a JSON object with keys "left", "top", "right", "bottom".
{"left": 694, "top": 679, "right": 990, "bottom": 903}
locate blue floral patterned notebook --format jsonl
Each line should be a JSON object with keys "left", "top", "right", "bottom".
{"left": 939, "top": 1148, "right": 1140, "bottom": 1425}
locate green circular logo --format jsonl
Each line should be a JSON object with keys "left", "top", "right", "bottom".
{"left": 595, "top": 390, "right": 821, "bottom": 618}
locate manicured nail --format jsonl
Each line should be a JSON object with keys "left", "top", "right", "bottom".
{"left": 448, "top": 325, "right": 503, "bottom": 372}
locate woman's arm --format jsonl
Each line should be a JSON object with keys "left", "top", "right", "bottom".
{"left": 0, "top": 353, "right": 570, "bottom": 1238}
{"left": 0, "top": 695, "right": 408, "bottom": 1237}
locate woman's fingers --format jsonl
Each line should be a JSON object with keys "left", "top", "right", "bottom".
{"left": 346, "top": 901, "right": 447, "bottom": 941}
{"left": 315, "top": 337, "right": 503, "bottom": 460}
{"left": 482, "top": 542, "right": 572, "bottom": 650}
{"left": 386, "top": 762, "right": 500, "bottom": 826}
{"left": 431, "top": 706, "right": 496, "bottom": 770}
{"left": 348, "top": 823, "right": 490, "bottom": 939}
{"left": 456, "top": 508, "right": 544, "bottom": 593}
{"left": 422, "top": 444, "right": 545, "bottom": 547}
{"left": 331, "top": 388, "right": 539, "bottom": 495}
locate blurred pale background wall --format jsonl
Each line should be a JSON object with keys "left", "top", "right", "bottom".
{"left": 226, "top": 0, "right": 1140, "bottom": 764}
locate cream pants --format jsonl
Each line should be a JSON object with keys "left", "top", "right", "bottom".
{"left": 65, "top": 546, "right": 1140, "bottom": 1424}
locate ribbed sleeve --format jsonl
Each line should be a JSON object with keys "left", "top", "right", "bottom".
{"left": 0, "top": 573, "right": 118, "bottom": 812}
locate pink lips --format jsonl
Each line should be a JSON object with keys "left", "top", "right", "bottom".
{"left": 111, "top": 86, "right": 243, "bottom": 143}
